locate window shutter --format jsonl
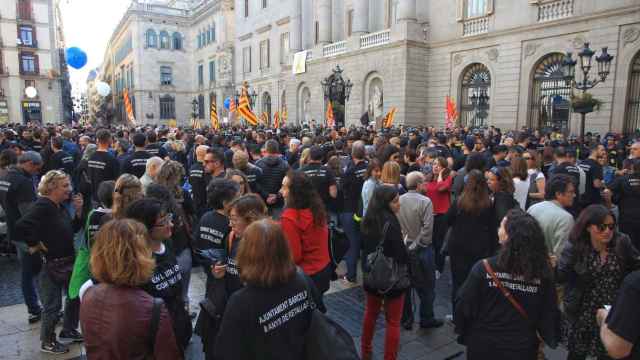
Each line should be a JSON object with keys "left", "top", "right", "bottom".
{"left": 267, "top": 39, "right": 270, "bottom": 68}
{"left": 32, "top": 25, "right": 37, "bottom": 47}
{"left": 34, "top": 54, "right": 39, "bottom": 74}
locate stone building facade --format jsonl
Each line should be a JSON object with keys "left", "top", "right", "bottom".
{"left": 100, "top": 0, "right": 640, "bottom": 134}
{"left": 0, "top": 0, "right": 72, "bottom": 124}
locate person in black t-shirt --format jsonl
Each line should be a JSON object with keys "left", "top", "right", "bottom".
{"left": 598, "top": 270, "right": 640, "bottom": 360}
{"left": 214, "top": 219, "right": 321, "bottom": 360}
{"left": 300, "top": 145, "right": 337, "bottom": 209}
{"left": 87, "top": 130, "right": 119, "bottom": 202}
{"left": 145, "top": 130, "right": 168, "bottom": 159}
{"left": 44, "top": 136, "right": 75, "bottom": 176}
{"left": 121, "top": 132, "right": 151, "bottom": 178}
{"left": 578, "top": 144, "right": 605, "bottom": 207}
{"left": 189, "top": 144, "right": 211, "bottom": 218}
{"left": 550, "top": 147, "right": 582, "bottom": 216}
{"left": 455, "top": 209, "right": 560, "bottom": 360}
{"left": 125, "top": 198, "right": 191, "bottom": 354}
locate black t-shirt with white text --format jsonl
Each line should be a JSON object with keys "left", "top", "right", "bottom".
{"left": 578, "top": 158, "right": 603, "bottom": 206}
{"left": 46, "top": 150, "right": 75, "bottom": 175}
{"left": 87, "top": 151, "right": 119, "bottom": 201}
{"left": 606, "top": 270, "right": 640, "bottom": 359}
{"left": 300, "top": 162, "right": 336, "bottom": 207}
{"left": 145, "top": 143, "right": 168, "bottom": 159}
{"left": 122, "top": 150, "right": 151, "bottom": 178}
{"left": 193, "top": 210, "right": 230, "bottom": 267}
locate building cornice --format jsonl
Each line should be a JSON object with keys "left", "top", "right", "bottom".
{"left": 256, "top": 24, "right": 272, "bottom": 34}
{"left": 427, "top": 4, "right": 640, "bottom": 49}
{"left": 276, "top": 17, "right": 290, "bottom": 26}
{"left": 239, "top": 33, "right": 253, "bottom": 41}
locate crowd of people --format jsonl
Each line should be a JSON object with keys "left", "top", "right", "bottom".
{"left": 0, "top": 122, "right": 638, "bottom": 360}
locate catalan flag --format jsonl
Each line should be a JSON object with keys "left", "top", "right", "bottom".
{"left": 229, "top": 98, "right": 236, "bottom": 113}
{"left": 383, "top": 107, "right": 397, "bottom": 128}
{"left": 260, "top": 112, "right": 268, "bottom": 125}
{"left": 123, "top": 88, "right": 136, "bottom": 124}
{"left": 273, "top": 111, "right": 280, "bottom": 129}
{"left": 190, "top": 118, "right": 202, "bottom": 129}
{"left": 282, "top": 107, "right": 287, "bottom": 122}
{"left": 445, "top": 96, "right": 459, "bottom": 129}
{"left": 237, "top": 94, "right": 259, "bottom": 126}
{"left": 326, "top": 101, "right": 335, "bottom": 128}
{"left": 210, "top": 100, "right": 219, "bottom": 130}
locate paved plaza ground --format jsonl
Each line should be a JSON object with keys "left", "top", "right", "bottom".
{"left": 0, "top": 255, "right": 569, "bottom": 360}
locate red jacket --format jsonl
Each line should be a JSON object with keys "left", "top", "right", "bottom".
{"left": 80, "top": 284, "right": 182, "bottom": 360}
{"left": 281, "top": 208, "right": 330, "bottom": 276}
{"left": 424, "top": 176, "right": 452, "bottom": 215}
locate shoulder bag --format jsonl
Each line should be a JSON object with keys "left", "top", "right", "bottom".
{"left": 69, "top": 209, "right": 96, "bottom": 299}
{"left": 363, "top": 222, "right": 411, "bottom": 295}
{"left": 328, "top": 221, "right": 349, "bottom": 267}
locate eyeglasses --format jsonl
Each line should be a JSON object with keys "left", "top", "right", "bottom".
{"left": 153, "top": 213, "right": 173, "bottom": 227}
{"left": 596, "top": 223, "right": 615, "bottom": 232}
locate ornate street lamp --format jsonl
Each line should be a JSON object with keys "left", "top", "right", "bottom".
{"left": 321, "top": 65, "right": 353, "bottom": 128}
{"left": 562, "top": 42, "right": 614, "bottom": 138}
{"left": 191, "top": 98, "right": 198, "bottom": 120}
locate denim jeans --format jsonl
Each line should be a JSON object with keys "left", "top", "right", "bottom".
{"left": 13, "top": 241, "right": 41, "bottom": 314}
{"left": 402, "top": 245, "right": 436, "bottom": 325}
{"left": 39, "top": 270, "right": 79, "bottom": 343}
{"left": 176, "top": 248, "right": 192, "bottom": 305}
{"left": 339, "top": 212, "right": 361, "bottom": 280}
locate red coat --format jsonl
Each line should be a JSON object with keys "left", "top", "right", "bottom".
{"left": 281, "top": 208, "right": 330, "bottom": 276}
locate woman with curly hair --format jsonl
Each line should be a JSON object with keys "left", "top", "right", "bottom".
{"left": 455, "top": 209, "right": 561, "bottom": 360}
{"left": 447, "top": 169, "right": 498, "bottom": 308}
{"left": 279, "top": 170, "right": 331, "bottom": 302}
{"left": 111, "top": 174, "right": 143, "bottom": 220}
{"left": 557, "top": 204, "right": 640, "bottom": 360}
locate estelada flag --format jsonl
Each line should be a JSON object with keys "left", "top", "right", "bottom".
{"left": 237, "top": 94, "right": 259, "bottom": 126}
{"left": 383, "top": 107, "right": 397, "bottom": 128}
{"left": 326, "top": 102, "right": 335, "bottom": 128}
{"left": 210, "top": 101, "right": 219, "bottom": 130}
{"left": 273, "top": 111, "right": 280, "bottom": 129}
{"left": 445, "top": 96, "right": 459, "bottom": 129}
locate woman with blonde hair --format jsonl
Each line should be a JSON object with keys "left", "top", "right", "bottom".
{"left": 298, "top": 147, "right": 311, "bottom": 169}
{"left": 381, "top": 160, "right": 405, "bottom": 195}
{"left": 79, "top": 219, "right": 181, "bottom": 359}
{"left": 16, "top": 170, "right": 84, "bottom": 354}
{"left": 111, "top": 174, "right": 143, "bottom": 219}
{"left": 225, "top": 169, "right": 251, "bottom": 196}
{"left": 214, "top": 219, "right": 321, "bottom": 360}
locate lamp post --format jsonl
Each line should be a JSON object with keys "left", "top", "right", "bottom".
{"left": 321, "top": 65, "right": 353, "bottom": 128}
{"left": 562, "top": 42, "right": 614, "bottom": 138}
{"left": 191, "top": 98, "right": 198, "bottom": 120}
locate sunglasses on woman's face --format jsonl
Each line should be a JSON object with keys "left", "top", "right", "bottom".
{"left": 596, "top": 223, "right": 615, "bottom": 232}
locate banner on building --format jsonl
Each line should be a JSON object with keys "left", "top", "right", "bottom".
{"left": 0, "top": 100, "right": 8, "bottom": 124}
{"left": 292, "top": 51, "right": 308, "bottom": 75}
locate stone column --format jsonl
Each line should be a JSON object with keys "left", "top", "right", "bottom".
{"left": 290, "top": 0, "right": 302, "bottom": 52}
{"left": 301, "top": 0, "right": 313, "bottom": 49}
{"left": 318, "top": 0, "right": 332, "bottom": 45}
{"left": 397, "top": 0, "right": 417, "bottom": 23}
{"left": 352, "top": 0, "right": 369, "bottom": 36}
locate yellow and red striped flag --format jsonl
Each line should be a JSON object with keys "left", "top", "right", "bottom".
{"left": 229, "top": 98, "right": 236, "bottom": 113}
{"left": 383, "top": 107, "right": 397, "bottom": 128}
{"left": 326, "top": 102, "right": 335, "bottom": 128}
{"left": 237, "top": 94, "right": 259, "bottom": 126}
{"left": 260, "top": 112, "right": 268, "bottom": 125}
{"left": 190, "top": 118, "right": 202, "bottom": 129}
{"left": 210, "top": 100, "right": 219, "bottom": 130}
{"left": 273, "top": 111, "right": 280, "bottom": 129}
{"left": 123, "top": 88, "right": 136, "bottom": 124}
{"left": 445, "top": 96, "right": 459, "bottom": 129}
{"left": 282, "top": 107, "right": 287, "bottom": 122}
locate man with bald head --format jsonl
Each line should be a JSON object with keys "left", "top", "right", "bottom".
{"left": 190, "top": 144, "right": 211, "bottom": 217}
{"left": 397, "top": 171, "right": 443, "bottom": 330}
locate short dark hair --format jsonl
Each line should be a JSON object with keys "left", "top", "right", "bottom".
{"left": 207, "top": 179, "right": 239, "bottom": 210}
{"left": 125, "top": 198, "right": 166, "bottom": 231}
{"left": 133, "top": 132, "right": 146, "bottom": 147}
{"left": 97, "top": 180, "right": 116, "bottom": 208}
{"left": 0, "top": 149, "right": 17, "bottom": 168}
{"left": 545, "top": 174, "right": 574, "bottom": 200}
{"left": 96, "top": 129, "right": 112, "bottom": 144}
{"left": 51, "top": 136, "right": 64, "bottom": 150}
{"left": 146, "top": 130, "right": 157, "bottom": 143}
{"left": 265, "top": 139, "right": 279, "bottom": 154}
{"left": 309, "top": 145, "right": 324, "bottom": 162}
{"left": 206, "top": 147, "right": 225, "bottom": 163}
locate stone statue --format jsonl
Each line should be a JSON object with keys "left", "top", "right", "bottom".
{"left": 302, "top": 90, "right": 311, "bottom": 125}
{"left": 369, "top": 84, "right": 383, "bottom": 127}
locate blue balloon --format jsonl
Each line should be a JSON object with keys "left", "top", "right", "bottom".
{"left": 66, "top": 47, "right": 87, "bottom": 69}
{"left": 224, "top": 97, "right": 231, "bottom": 110}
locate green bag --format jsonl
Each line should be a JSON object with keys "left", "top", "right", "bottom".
{"left": 68, "top": 210, "right": 95, "bottom": 299}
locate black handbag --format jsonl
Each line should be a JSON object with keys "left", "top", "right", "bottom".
{"left": 328, "top": 222, "right": 349, "bottom": 266}
{"left": 44, "top": 255, "right": 75, "bottom": 286}
{"left": 363, "top": 222, "right": 411, "bottom": 295}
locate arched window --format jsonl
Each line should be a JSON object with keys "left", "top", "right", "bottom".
{"left": 459, "top": 63, "right": 491, "bottom": 127}
{"left": 528, "top": 53, "right": 571, "bottom": 132}
{"left": 624, "top": 51, "right": 640, "bottom": 134}
{"left": 172, "top": 32, "right": 182, "bottom": 50}
{"left": 159, "top": 31, "right": 170, "bottom": 49}
{"left": 262, "top": 92, "right": 272, "bottom": 125}
{"left": 146, "top": 29, "right": 157, "bottom": 48}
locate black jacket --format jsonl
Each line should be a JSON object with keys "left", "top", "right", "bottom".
{"left": 361, "top": 211, "right": 409, "bottom": 298}
{"left": 255, "top": 155, "right": 289, "bottom": 207}
{"left": 610, "top": 174, "right": 640, "bottom": 224}
{"left": 189, "top": 162, "right": 211, "bottom": 217}
{"left": 16, "top": 197, "right": 82, "bottom": 260}
{"left": 0, "top": 166, "right": 36, "bottom": 241}
{"left": 493, "top": 191, "right": 519, "bottom": 225}
{"left": 556, "top": 232, "right": 640, "bottom": 322}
